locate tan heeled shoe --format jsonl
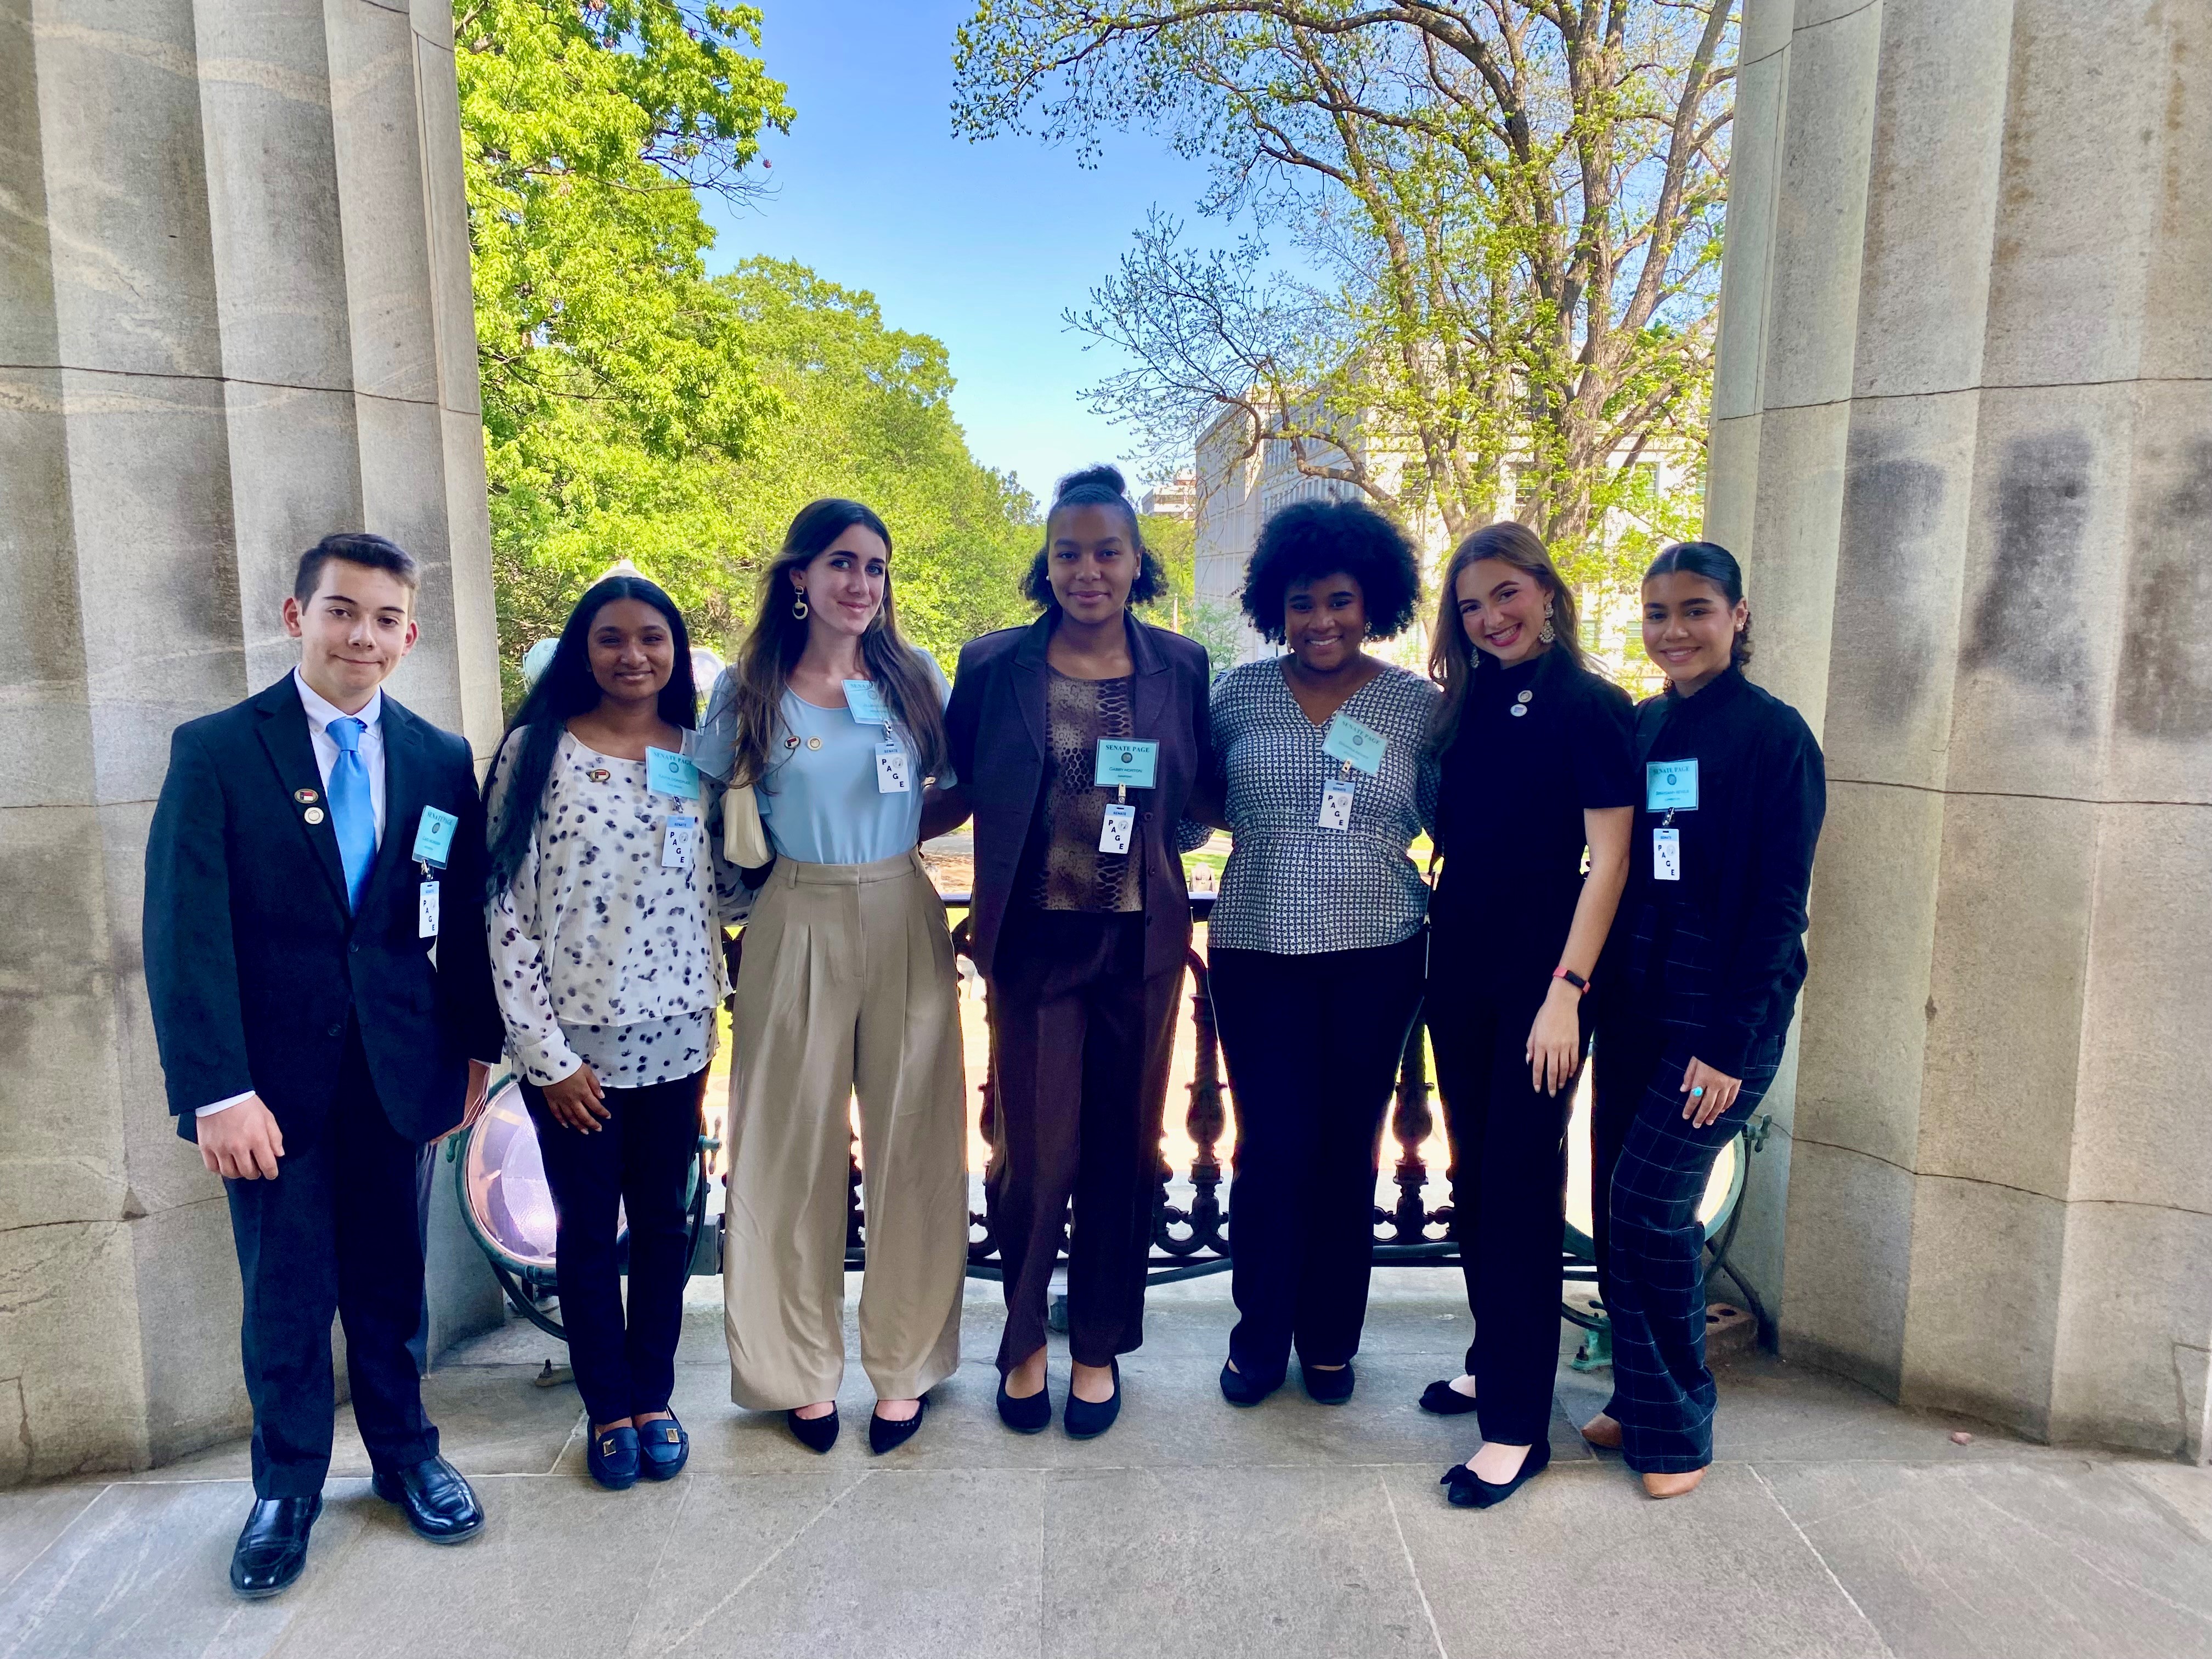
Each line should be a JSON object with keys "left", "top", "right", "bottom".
{"left": 1579, "top": 1412, "right": 1623, "bottom": 1449}
{"left": 1641, "top": 1468, "right": 1705, "bottom": 1500}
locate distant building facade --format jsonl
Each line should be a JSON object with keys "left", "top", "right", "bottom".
{"left": 1139, "top": 471, "right": 1198, "bottom": 520}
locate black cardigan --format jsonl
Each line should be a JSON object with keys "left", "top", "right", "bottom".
{"left": 1613, "top": 668, "right": 1826, "bottom": 1076}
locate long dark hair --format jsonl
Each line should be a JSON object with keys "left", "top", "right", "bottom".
{"left": 1427, "top": 521, "right": 1584, "bottom": 753}
{"left": 1021, "top": 464, "right": 1165, "bottom": 610}
{"left": 1644, "top": 540, "right": 1754, "bottom": 668}
{"left": 723, "top": 499, "right": 949, "bottom": 788}
{"left": 484, "top": 575, "right": 697, "bottom": 894}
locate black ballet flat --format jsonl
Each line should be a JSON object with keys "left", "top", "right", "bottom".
{"left": 1419, "top": 1378, "right": 1481, "bottom": 1415}
{"left": 1302, "top": 1359, "right": 1355, "bottom": 1405}
{"left": 1218, "top": 1360, "right": 1280, "bottom": 1407}
{"left": 997, "top": 1374, "right": 1052, "bottom": 1434}
{"left": 1439, "top": 1440, "right": 1551, "bottom": 1509}
{"left": 786, "top": 1406, "right": 839, "bottom": 1454}
{"left": 868, "top": 1395, "right": 928, "bottom": 1455}
{"left": 1063, "top": 1360, "right": 1121, "bottom": 1439}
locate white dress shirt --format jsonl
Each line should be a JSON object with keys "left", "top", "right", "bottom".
{"left": 198, "top": 670, "right": 389, "bottom": 1118}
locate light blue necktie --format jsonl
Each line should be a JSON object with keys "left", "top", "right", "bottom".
{"left": 326, "top": 716, "right": 377, "bottom": 912}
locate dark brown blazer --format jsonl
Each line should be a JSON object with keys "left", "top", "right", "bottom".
{"left": 945, "top": 612, "right": 1212, "bottom": 981}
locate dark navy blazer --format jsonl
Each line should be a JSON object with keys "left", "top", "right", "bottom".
{"left": 143, "top": 675, "right": 505, "bottom": 1145}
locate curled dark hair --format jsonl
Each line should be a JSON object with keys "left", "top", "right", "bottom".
{"left": 483, "top": 575, "right": 697, "bottom": 894}
{"left": 1644, "top": 540, "right": 1754, "bottom": 667}
{"left": 1022, "top": 464, "right": 1164, "bottom": 610}
{"left": 1241, "top": 498, "right": 1420, "bottom": 644}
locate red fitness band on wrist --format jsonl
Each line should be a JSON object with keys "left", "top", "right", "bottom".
{"left": 1552, "top": 967, "right": 1590, "bottom": 994}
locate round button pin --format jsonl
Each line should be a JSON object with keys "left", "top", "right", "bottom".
{"left": 303, "top": 806, "right": 326, "bottom": 823}
{"left": 1517, "top": 690, "right": 1533, "bottom": 703}
{"left": 1509, "top": 706, "right": 1527, "bottom": 718}
{"left": 807, "top": 736, "right": 822, "bottom": 751}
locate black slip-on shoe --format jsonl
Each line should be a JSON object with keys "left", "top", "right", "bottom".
{"left": 1218, "top": 1361, "right": 1281, "bottom": 1407}
{"left": 1063, "top": 1360, "right": 1121, "bottom": 1439}
{"left": 868, "top": 1395, "right": 928, "bottom": 1455}
{"left": 230, "top": 1494, "right": 320, "bottom": 1599}
{"left": 997, "top": 1375, "right": 1052, "bottom": 1434}
{"left": 372, "top": 1455, "right": 486, "bottom": 1542}
{"left": 786, "top": 1406, "right": 840, "bottom": 1454}
{"left": 1302, "top": 1360, "right": 1356, "bottom": 1404}
{"left": 636, "top": 1415, "right": 689, "bottom": 1481}
{"left": 1438, "top": 1440, "right": 1551, "bottom": 1510}
{"left": 1418, "top": 1378, "right": 1481, "bottom": 1415}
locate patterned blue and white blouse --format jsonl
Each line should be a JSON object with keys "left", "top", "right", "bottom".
{"left": 1207, "top": 658, "right": 1442, "bottom": 955}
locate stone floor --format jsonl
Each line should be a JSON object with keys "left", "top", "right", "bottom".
{"left": 4, "top": 1271, "right": 2209, "bottom": 1659}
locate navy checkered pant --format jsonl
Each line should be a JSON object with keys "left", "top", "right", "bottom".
{"left": 1592, "top": 1017, "right": 1783, "bottom": 1474}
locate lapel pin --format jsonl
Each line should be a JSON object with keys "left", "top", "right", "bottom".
{"left": 1517, "top": 690, "right": 1533, "bottom": 703}
{"left": 784, "top": 735, "right": 800, "bottom": 749}
{"left": 294, "top": 787, "right": 320, "bottom": 804}
{"left": 586, "top": 767, "right": 611, "bottom": 784}
{"left": 303, "top": 806, "right": 326, "bottom": 825}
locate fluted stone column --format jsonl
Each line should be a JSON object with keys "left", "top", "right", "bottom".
{"left": 0, "top": 0, "right": 502, "bottom": 1482}
{"left": 1708, "top": 0, "right": 2211, "bottom": 1455}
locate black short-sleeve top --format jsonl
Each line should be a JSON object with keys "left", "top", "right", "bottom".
{"left": 1431, "top": 646, "right": 1635, "bottom": 981}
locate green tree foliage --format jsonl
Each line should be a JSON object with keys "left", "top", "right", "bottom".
{"left": 457, "top": 0, "right": 1036, "bottom": 692}
{"left": 953, "top": 1, "right": 1732, "bottom": 586}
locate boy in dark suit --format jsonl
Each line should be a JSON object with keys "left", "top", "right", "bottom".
{"left": 144, "top": 533, "right": 505, "bottom": 1598}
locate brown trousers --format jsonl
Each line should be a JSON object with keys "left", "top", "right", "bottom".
{"left": 984, "top": 909, "right": 1182, "bottom": 1372}
{"left": 722, "top": 853, "right": 968, "bottom": 1409}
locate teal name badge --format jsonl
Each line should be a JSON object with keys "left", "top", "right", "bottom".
{"left": 1093, "top": 738, "right": 1160, "bottom": 789}
{"left": 1646, "top": 758, "right": 1700, "bottom": 812}
{"left": 1322, "top": 712, "right": 1386, "bottom": 775}
{"left": 410, "top": 805, "right": 459, "bottom": 867}
{"left": 646, "top": 746, "right": 701, "bottom": 800}
{"left": 843, "top": 679, "right": 890, "bottom": 725}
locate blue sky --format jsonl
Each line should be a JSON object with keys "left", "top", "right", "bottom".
{"left": 697, "top": 2, "right": 1218, "bottom": 505}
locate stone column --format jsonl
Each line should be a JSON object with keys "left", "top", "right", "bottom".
{"left": 1708, "top": 0, "right": 2211, "bottom": 1455}
{"left": 0, "top": 0, "right": 503, "bottom": 1482}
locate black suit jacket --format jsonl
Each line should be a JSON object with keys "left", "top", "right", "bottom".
{"left": 143, "top": 675, "right": 505, "bottom": 1146}
{"left": 945, "top": 613, "right": 1211, "bottom": 981}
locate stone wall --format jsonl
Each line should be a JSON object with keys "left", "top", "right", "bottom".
{"left": 1709, "top": 0, "right": 2211, "bottom": 1457}
{"left": 0, "top": 0, "right": 502, "bottom": 1483}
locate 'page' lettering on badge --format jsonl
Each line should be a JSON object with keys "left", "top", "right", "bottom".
{"left": 1098, "top": 802, "right": 1136, "bottom": 854}
{"left": 1318, "top": 779, "right": 1355, "bottom": 831}
{"left": 1093, "top": 739, "right": 1160, "bottom": 790}
{"left": 646, "top": 746, "right": 702, "bottom": 800}
{"left": 1652, "top": 826, "right": 1681, "bottom": 882}
{"left": 876, "top": 742, "right": 911, "bottom": 794}
{"left": 418, "top": 879, "right": 441, "bottom": 939}
{"left": 662, "top": 814, "right": 697, "bottom": 869}
{"left": 1646, "top": 758, "right": 1699, "bottom": 812}
{"left": 1322, "top": 712, "right": 1385, "bottom": 775}
{"left": 843, "top": 680, "right": 891, "bottom": 725}
{"left": 411, "top": 805, "right": 459, "bottom": 868}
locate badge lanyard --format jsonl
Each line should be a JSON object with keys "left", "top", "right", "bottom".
{"left": 1093, "top": 739, "right": 1157, "bottom": 855}
{"left": 1645, "top": 759, "right": 1697, "bottom": 883}
{"left": 1318, "top": 710, "right": 1383, "bottom": 831}
{"left": 411, "top": 806, "right": 459, "bottom": 940}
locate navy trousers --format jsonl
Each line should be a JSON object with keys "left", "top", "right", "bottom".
{"left": 523, "top": 1068, "right": 703, "bottom": 1427}
{"left": 1591, "top": 1015, "right": 1781, "bottom": 1473}
{"left": 1211, "top": 934, "right": 1426, "bottom": 1381}
{"left": 224, "top": 1028, "right": 437, "bottom": 1498}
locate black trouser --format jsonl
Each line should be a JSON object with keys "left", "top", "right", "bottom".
{"left": 985, "top": 909, "right": 1181, "bottom": 1373}
{"left": 523, "top": 1068, "right": 703, "bottom": 1427}
{"left": 1591, "top": 1013, "right": 1782, "bottom": 1472}
{"left": 1428, "top": 963, "right": 1573, "bottom": 1447}
{"left": 224, "top": 1028, "right": 437, "bottom": 1499}
{"left": 1210, "top": 934, "right": 1427, "bottom": 1382}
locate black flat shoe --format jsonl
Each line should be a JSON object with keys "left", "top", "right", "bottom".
{"left": 1438, "top": 1440, "right": 1551, "bottom": 1509}
{"left": 786, "top": 1406, "right": 839, "bottom": 1454}
{"left": 1418, "top": 1378, "right": 1481, "bottom": 1415}
{"left": 1218, "top": 1361, "right": 1280, "bottom": 1407}
{"left": 1064, "top": 1360, "right": 1121, "bottom": 1439}
{"left": 868, "top": 1396, "right": 929, "bottom": 1455}
{"left": 636, "top": 1415, "right": 688, "bottom": 1480}
{"left": 1303, "top": 1360, "right": 1355, "bottom": 1404}
{"left": 229, "top": 1494, "right": 319, "bottom": 1599}
{"left": 372, "top": 1455, "right": 485, "bottom": 1542}
{"left": 997, "top": 1374, "right": 1052, "bottom": 1434}
{"left": 584, "top": 1424, "right": 640, "bottom": 1490}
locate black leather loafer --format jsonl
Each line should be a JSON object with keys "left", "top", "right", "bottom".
{"left": 1418, "top": 1378, "right": 1481, "bottom": 1415}
{"left": 1303, "top": 1359, "right": 1356, "bottom": 1404}
{"left": 997, "top": 1374, "right": 1052, "bottom": 1434}
{"left": 786, "top": 1406, "right": 839, "bottom": 1454}
{"left": 371, "top": 1455, "right": 486, "bottom": 1542}
{"left": 868, "top": 1395, "right": 928, "bottom": 1455}
{"left": 230, "top": 1494, "right": 320, "bottom": 1599}
{"left": 1218, "top": 1361, "right": 1280, "bottom": 1407}
{"left": 637, "top": 1415, "right": 689, "bottom": 1481}
{"left": 1439, "top": 1440, "right": 1551, "bottom": 1509}
{"left": 585, "top": 1424, "right": 641, "bottom": 1490}
{"left": 1063, "top": 1360, "right": 1121, "bottom": 1439}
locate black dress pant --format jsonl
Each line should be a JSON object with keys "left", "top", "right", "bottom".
{"left": 985, "top": 909, "right": 1181, "bottom": 1372}
{"left": 1428, "top": 962, "right": 1574, "bottom": 1447}
{"left": 1591, "top": 1014, "right": 1782, "bottom": 1472}
{"left": 1210, "top": 934, "right": 1426, "bottom": 1381}
{"left": 523, "top": 1068, "right": 704, "bottom": 1427}
{"left": 224, "top": 1029, "right": 437, "bottom": 1499}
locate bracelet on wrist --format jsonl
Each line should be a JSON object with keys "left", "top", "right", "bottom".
{"left": 1551, "top": 967, "right": 1590, "bottom": 994}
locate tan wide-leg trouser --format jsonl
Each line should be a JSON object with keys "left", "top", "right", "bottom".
{"left": 722, "top": 851, "right": 968, "bottom": 1409}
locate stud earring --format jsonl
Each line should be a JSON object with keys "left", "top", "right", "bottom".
{"left": 791, "top": 591, "right": 808, "bottom": 620}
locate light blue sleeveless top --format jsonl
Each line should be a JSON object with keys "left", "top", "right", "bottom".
{"left": 696, "top": 651, "right": 953, "bottom": 867}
